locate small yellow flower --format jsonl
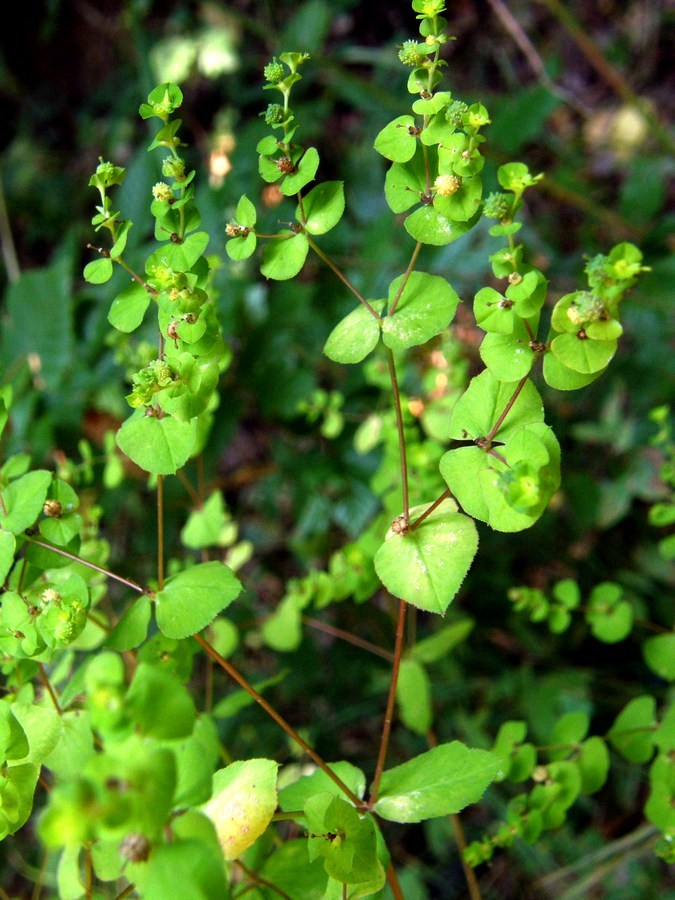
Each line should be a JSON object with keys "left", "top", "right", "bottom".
{"left": 434, "top": 174, "right": 460, "bottom": 197}
{"left": 152, "top": 182, "right": 173, "bottom": 202}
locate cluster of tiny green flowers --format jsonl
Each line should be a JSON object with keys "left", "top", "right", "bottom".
{"left": 263, "top": 58, "right": 285, "bottom": 84}
{"left": 565, "top": 291, "right": 606, "bottom": 326}
{"left": 445, "top": 100, "right": 468, "bottom": 126}
{"left": 127, "top": 360, "right": 175, "bottom": 408}
{"left": 162, "top": 157, "right": 186, "bottom": 180}
{"left": 398, "top": 40, "right": 426, "bottom": 67}
{"left": 483, "top": 192, "right": 511, "bottom": 220}
{"left": 264, "top": 103, "right": 285, "bottom": 125}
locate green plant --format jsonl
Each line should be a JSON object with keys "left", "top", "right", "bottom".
{"left": 0, "top": 1, "right": 671, "bottom": 897}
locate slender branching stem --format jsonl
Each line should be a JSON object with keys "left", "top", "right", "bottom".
{"left": 307, "top": 238, "right": 382, "bottom": 321}
{"left": 302, "top": 615, "right": 394, "bottom": 662}
{"left": 37, "top": 663, "right": 62, "bottom": 715}
{"left": 157, "top": 473, "right": 165, "bottom": 591}
{"left": 235, "top": 859, "right": 292, "bottom": 899}
{"left": 193, "top": 634, "right": 364, "bottom": 808}
{"left": 0, "top": 170, "right": 20, "bottom": 284}
{"left": 410, "top": 487, "right": 453, "bottom": 531}
{"left": 452, "top": 814, "right": 482, "bottom": 900}
{"left": 176, "top": 468, "right": 200, "bottom": 506}
{"left": 485, "top": 374, "right": 529, "bottom": 443}
{"left": 24, "top": 538, "right": 146, "bottom": 594}
{"left": 368, "top": 598, "right": 407, "bottom": 808}
{"left": 389, "top": 241, "right": 422, "bottom": 316}
{"left": 386, "top": 349, "right": 410, "bottom": 524}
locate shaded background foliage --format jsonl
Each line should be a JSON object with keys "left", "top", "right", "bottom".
{"left": 0, "top": 0, "right": 673, "bottom": 896}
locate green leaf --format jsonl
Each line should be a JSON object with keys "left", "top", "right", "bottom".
{"left": 374, "top": 116, "right": 418, "bottom": 163}
{"left": 374, "top": 741, "right": 500, "bottom": 823}
{"left": 492, "top": 721, "right": 532, "bottom": 783}
{"left": 384, "top": 147, "right": 427, "bottom": 213}
{"left": 543, "top": 348, "right": 604, "bottom": 391}
{"left": 204, "top": 758, "right": 279, "bottom": 860}
{"left": 550, "top": 711, "right": 589, "bottom": 749}
{"left": 280, "top": 147, "right": 320, "bottom": 195}
{"left": 643, "top": 632, "right": 675, "bottom": 681}
{"left": 577, "top": 737, "right": 610, "bottom": 795}
{"left": 261, "top": 594, "right": 303, "bottom": 652}
{"left": 479, "top": 316, "right": 540, "bottom": 381}
{"left": 374, "top": 499, "right": 478, "bottom": 615}
{"left": 140, "top": 83, "right": 183, "bottom": 120}
{"left": 0, "top": 470, "right": 52, "bottom": 535}
{"left": 235, "top": 194, "right": 256, "bottom": 227}
{"left": 126, "top": 663, "right": 196, "bottom": 739}
{"left": 279, "top": 762, "right": 366, "bottom": 814}
{"left": 116, "top": 410, "right": 197, "bottom": 475}
{"left": 404, "top": 205, "right": 473, "bottom": 246}
{"left": 411, "top": 619, "right": 474, "bottom": 664}
{"left": 447, "top": 370, "right": 544, "bottom": 443}
{"left": 550, "top": 332, "right": 617, "bottom": 374}
{"left": 397, "top": 657, "right": 432, "bottom": 735}
{"left": 39, "top": 480, "right": 82, "bottom": 546}
{"left": 323, "top": 301, "right": 384, "bottom": 364}
{"left": 43, "top": 711, "right": 95, "bottom": 779}
{"left": 299, "top": 181, "right": 345, "bottom": 234}
{"left": 146, "top": 232, "right": 209, "bottom": 274}
{"left": 109, "top": 220, "right": 132, "bottom": 259}
{"left": 585, "top": 582, "right": 633, "bottom": 643}
{"left": 106, "top": 596, "right": 152, "bottom": 651}
{"left": 645, "top": 753, "right": 675, "bottom": 834}
{"left": 655, "top": 703, "right": 675, "bottom": 753}
{"left": 474, "top": 286, "right": 516, "bottom": 335}
{"left": 56, "top": 846, "right": 84, "bottom": 899}
{"left": 382, "top": 272, "right": 460, "bottom": 350}
{"left": 305, "top": 794, "right": 384, "bottom": 887}
{"left": 155, "top": 561, "right": 242, "bottom": 639}
{"left": 11, "top": 702, "right": 62, "bottom": 765}
{"left": 0, "top": 703, "right": 29, "bottom": 760}
{"left": 261, "top": 232, "right": 309, "bottom": 280}
{"left": 226, "top": 232, "right": 257, "bottom": 261}
{"left": 434, "top": 175, "right": 483, "bottom": 222}
{"left": 181, "top": 491, "right": 234, "bottom": 549}
{"left": 259, "top": 838, "right": 329, "bottom": 899}
{"left": 0, "top": 763, "right": 40, "bottom": 839}
{"left": 83, "top": 257, "right": 113, "bottom": 285}
{"left": 166, "top": 716, "right": 220, "bottom": 809}
{"left": 440, "top": 373, "right": 561, "bottom": 531}
{"left": 108, "top": 282, "right": 152, "bottom": 333}
{"left": 608, "top": 696, "right": 657, "bottom": 763}
{"left": 0, "top": 529, "right": 16, "bottom": 583}
{"left": 441, "top": 423, "right": 560, "bottom": 532}
{"left": 140, "top": 838, "right": 230, "bottom": 900}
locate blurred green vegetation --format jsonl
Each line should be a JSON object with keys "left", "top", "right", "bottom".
{"left": 0, "top": 1, "right": 673, "bottom": 896}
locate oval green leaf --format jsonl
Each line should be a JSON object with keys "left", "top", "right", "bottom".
{"left": 324, "top": 300, "right": 384, "bottom": 364}
{"left": 382, "top": 272, "right": 460, "bottom": 350}
{"left": 116, "top": 410, "right": 197, "bottom": 475}
{"left": 374, "top": 499, "right": 478, "bottom": 614}
{"left": 404, "top": 206, "right": 473, "bottom": 246}
{"left": 261, "top": 232, "right": 309, "bottom": 280}
{"left": 298, "top": 181, "right": 345, "bottom": 235}
{"left": 374, "top": 741, "right": 500, "bottom": 823}
{"left": 108, "top": 282, "right": 152, "bottom": 333}
{"left": 155, "top": 561, "right": 242, "bottom": 639}
{"left": 83, "top": 257, "right": 113, "bottom": 285}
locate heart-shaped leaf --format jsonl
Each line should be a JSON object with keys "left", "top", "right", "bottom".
{"left": 374, "top": 499, "right": 478, "bottom": 614}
